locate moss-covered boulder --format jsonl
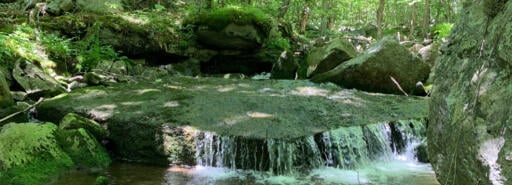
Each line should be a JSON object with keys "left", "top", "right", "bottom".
{"left": 311, "top": 36, "right": 431, "bottom": 95}
{"left": 306, "top": 38, "right": 357, "bottom": 78}
{"left": 56, "top": 128, "right": 111, "bottom": 169}
{"left": 0, "top": 71, "right": 14, "bottom": 108}
{"left": 428, "top": 1, "right": 512, "bottom": 185}
{"left": 24, "top": 0, "right": 123, "bottom": 15}
{"left": 40, "top": 12, "right": 190, "bottom": 63}
{"left": 12, "top": 60, "right": 66, "bottom": 98}
{"left": 187, "top": 7, "right": 274, "bottom": 50}
{"left": 37, "top": 76, "right": 428, "bottom": 165}
{"left": 60, "top": 113, "right": 107, "bottom": 141}
{"left": 0, "top": 123, "right": 74, "bottom": 185}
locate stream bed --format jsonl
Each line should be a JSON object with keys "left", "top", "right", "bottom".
{"left": 51, "top": 159, "right": 439, "bottom": 185}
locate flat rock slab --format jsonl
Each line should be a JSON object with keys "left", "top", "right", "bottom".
{"left": 38, "top": 76, "right": 428, "bottom": 139}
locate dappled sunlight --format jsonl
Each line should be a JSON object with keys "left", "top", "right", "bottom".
{"left": 120, "top": 101, "right": 144, "bottom": 106}
{"left": 246, "top": 111, "right": 273, "bottom": 118}
{"left": 290, "top": 86, "right": 329, "bottom": 97}
{"left": 163, "top": 85, "right": 184, "bottom": 90}
{"left": 76, "top": 89, "right": 107, "bottom": 100}
{"left": 135, "top": 88, "right": 161, "bottom": 95}
{"left": 87, "top": 104, "right": 117, "bottom": 121}
{"left": 163, "top": 101, "right": 180, "bottom": 108}
{"left": 119, "top": 14, "right": 149, "bottom": 25}
{"left": 219, "top": 115, "right": 249, "bottom": 126}
{"left": 217, "top": 86, "right": 235, "bottom": 92}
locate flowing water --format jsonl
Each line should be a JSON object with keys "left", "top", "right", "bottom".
{"left": 51, "top": 120, "right": 440, "bottom": 185}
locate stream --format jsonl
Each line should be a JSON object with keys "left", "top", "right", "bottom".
{"left": 51, "top": 120, "right": 439, "bottom": 185}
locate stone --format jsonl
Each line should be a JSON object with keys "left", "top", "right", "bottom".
{"left": 0, "top": 123, "right": 74, "bottom": 185}
{"left": 46, "top": 0, "right": 74, "bottom": 15}
{"left": 60, "top": 113, "right": 107, "bottom": 141}
{"left": 428, "top": 1, "right": 512, "bottom": 185}
{"left": 306, "top": 38, "right": 357, "bottom": 78}
{"left": 197, "top": 24, "right": 261, "bottom": 50}
{"left": 0, "top": 71, "right": 14, "bottom": 108}
{"left": 12, "top": 60, "right": 66, "bottom": 98}
{"left": 414, "top": 143, "right": 429, "bottom": 163}
{"left": 29, "top": 0, "right": 122, "bottom": 15}
{"left": 418, "top": 43, "right": 440, "bottom": 66}
{"left": 84, "top": 72, "right": 105, "bottom": 86}
{"left": 37, "top": 76, "right": 428, "bottom": 164}
{"left": 311, "top": 36, "right": 431, "bottom": 95}
{"left": 271, "top": 51, "right": 298, "bottom": 79}
{"left": 56, "top": 128, "right": 111, "bottom": 169}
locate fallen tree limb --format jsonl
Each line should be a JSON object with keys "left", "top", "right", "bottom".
{"left": 0, "top": 98, "right": 44, "bottom": 124}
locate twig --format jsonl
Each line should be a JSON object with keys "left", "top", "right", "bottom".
{"left": 390, "top": 76, "right": 408, "bottom": 96}
{"left": 0, "top": 98, "right": 44, "bottom": 123}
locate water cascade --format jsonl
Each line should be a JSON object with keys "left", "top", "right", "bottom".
{"left": 193, "top": 119, "right": 427, "bottom": 175}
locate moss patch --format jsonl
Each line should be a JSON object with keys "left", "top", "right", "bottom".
{"left": 56, "top": 128, "right": 111, "bottom": 169}
{"left": 185, "top": 6, "right": 274, "bottom": 38}
{"left": 0, "top": 123, "right": 74, "bottom": 185}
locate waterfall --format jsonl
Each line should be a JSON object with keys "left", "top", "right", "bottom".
{"left": 192, "top": 119, "right": 427, "bottom": 175}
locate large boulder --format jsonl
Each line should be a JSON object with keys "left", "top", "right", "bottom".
{"left": 56, "top": 128, "right": 111, "bottom": 169}
{"left": 311, "top": 37, "right": 431, "bottom": 95}
{"left": 187, "top": 7, "right": 273, "bottom": 50}
{"left": 0, "top": 71, "right": 14, "bottom": 108}
{"left": 428, "top": 1, "right": 512, "bottom": 185}
{"left": 24, "top": 0, "right": 123, "bottom": 15}
{"left": 0, "top": 123, "right": 74, "bottom": 185}
{"left": 306, "top": 38, "right": 357, "bottom": 77}
{"left": 12, "top": 60, "right": 66, "bottom": 98}
{"left": 37, "top": 76, "right": 428, "bottom": 165}
{"left": 271, "top": 51, "right": 298, "bottom": 79}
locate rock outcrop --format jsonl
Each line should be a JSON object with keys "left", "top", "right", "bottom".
{"left": 37, "top": 76, "right": 428, "bottom": 165}
{"left": 312, "top": 36, "right": 431, "bottom": 95}
{"left": 428, "top": 1, "right": 512, "bottom": 185}
{"left": 306, "top": 38, "right": 357, "bottom": 77}
{"left": 12, "top": 60, "right": 66, "bottom": 98}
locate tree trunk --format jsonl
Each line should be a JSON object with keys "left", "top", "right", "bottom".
{"left": 320, "top": 0, "right": 329, "bottom": 35}
{"left": 299, "top": 0, "right": 311, "bottom": 34}
{"left": 326, "top": 0, "right": 335, "bottom": 30}
{"left": 376, "top": 0, "right": 385, "bottom": 38}
{"left": 422, "top": 0, "right": 431, "bottom": 39}
{"left": 277, "top": 0, "right": 291, "bottom": 20}
{"left": 409, "top": 2, "right": 416, "bottom": 40}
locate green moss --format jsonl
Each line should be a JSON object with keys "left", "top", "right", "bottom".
{"left": 0, "top": 123, "right": 74, "bottom": 185}
{"left": 185, "top": 6, "right": 274, "bottom": 38}
{"left": 56, "top": 128, "right": 111, "bottom": 169}
{"left": 60, "top": 113, "right": 107, "bottom": 141}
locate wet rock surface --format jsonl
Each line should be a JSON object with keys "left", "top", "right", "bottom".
{"left": 37, "top": 76, "right": 428, "bottom": 164}
{"left": 428, "top": 1, "right": 512, "bottom": 185}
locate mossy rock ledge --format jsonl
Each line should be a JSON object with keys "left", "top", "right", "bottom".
{"left": 37, "top": 76, "right": 428, "bottom": 166}
{"left": 428, "top": 1, "right": 512, "bottom": 185}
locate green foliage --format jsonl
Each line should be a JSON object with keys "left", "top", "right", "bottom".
{"left": 0, "top": 25, "right": 73, "bottom": 71}
{"left": 433, "top": 23, "right": 453, "bottom": 40}
{"left": 0, "top": 123, "right": 74, "bottom": 185}
{"left": 185, "top": 6, "right": 274, "bottom": 37}
{"left": 154, "top": 4, "right": 166, "bottom": 11}
{"left": 74, "top": 22, "right": 124, "bottom": 72}
{"left": 265, "top": 37, "right": 291, "bottom": 51}
{"left": 95, "top": 176, "right": 110, "bottom": 185}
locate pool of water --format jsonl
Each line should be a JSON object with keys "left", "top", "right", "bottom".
{"left": 50, "top": 159, "right": 439, "bottom": 185}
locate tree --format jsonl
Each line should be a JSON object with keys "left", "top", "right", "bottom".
{"left": 299, "top": 0, "right": 311, "bottom": 34}
{"left": 376, "top": 0, "right": 385, "bottom": 38}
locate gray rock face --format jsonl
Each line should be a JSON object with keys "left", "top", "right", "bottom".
{"left": 13, "top": 60, "right": 66, "bottom": 98}
{"left": 428, "top": 1, "right": 512, "bottom": 185}
{"left": 37, "top": 76, "right": 428, "bottom": 164}
{"left": 312, "top": 36, "right": 431, "bottom": 95}
{"left": 271, "top": 51, "right": 298, "bottom": 79}
{"left": 197, "top": 23, "right": 262, "bottom": 50}
{"left": 0, "top": 71, "right": 14, "bottom": 108}
{"left": 306, "top": 38, "right": 357, "bottom": 77}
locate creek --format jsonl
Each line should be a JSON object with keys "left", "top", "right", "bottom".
{"left": 51, "top": 120, "right": 439, "bottom": 185}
